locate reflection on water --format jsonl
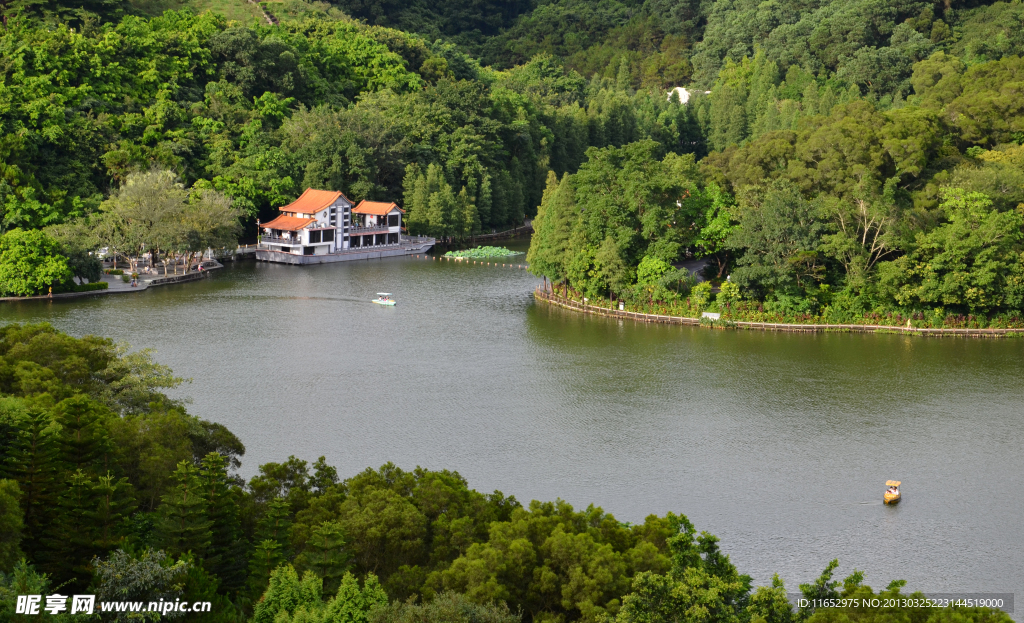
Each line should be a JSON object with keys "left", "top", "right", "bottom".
{"left": 2, "top": 251, "right": 1022, "bottom": 605}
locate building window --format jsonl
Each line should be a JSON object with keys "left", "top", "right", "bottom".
{"left": 388, "top": 214, "right": 400, "bottom": 227}
{"left": 323, "top": 229, "right": 335, "bottom": 242}
{"left": 309, "top": 230, "right": 322, "bottom": 243}
{"left": 303, "top": 246, "right": 314, "bottom": 255}
{"left": 387, "top": 233, "right": 398, "bottom": 244}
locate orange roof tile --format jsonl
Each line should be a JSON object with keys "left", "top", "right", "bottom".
{"left": 281, "top": 189, "right": 352, "bottom": 215}
{"left": 261, "top": 215, "right": 315, "bottom": 231}
{"left": 352, "top": 200, "right": 405, "bottom": 216}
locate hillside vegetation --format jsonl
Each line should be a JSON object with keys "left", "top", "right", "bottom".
{"left": 0, "top": 0, "right": 1022, "bottom": 313}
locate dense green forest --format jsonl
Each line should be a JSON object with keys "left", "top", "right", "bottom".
{"left": 2, "top": 0, "right": 1024, "bottom": 321}
{"left": 0, "top": 323, "right": 1013, "bottom": 623}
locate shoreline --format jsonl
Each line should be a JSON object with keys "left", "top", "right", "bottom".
{"left": 0, "top": 262, "right": 225, "bottom": 303}
{"left": 533, "top": 288, "right": 1024, "bottom": 338}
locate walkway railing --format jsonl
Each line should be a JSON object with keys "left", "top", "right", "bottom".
{"left": 533, "top": 288, "right": 1024, "bottom": 337}
{"left": 261, "top": 236, "right": 301, "bottom": 245}
{"left": 472, "top": 222, "right": 533, "bottom": 243}
{"left": 348, "top": 225, "right": 391, "bottom": 235}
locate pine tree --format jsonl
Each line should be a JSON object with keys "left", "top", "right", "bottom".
{"left": 402, "top": 163, "right": 421, "bottom": 211}
{"left": 293, "top": 521, "right": 351, "bottom": 596}
{"left": 456, "top": 187, "right": 479, "bottom": 241}
{"left": 616, "top": 56, "right": 632, "bottom": 92}
{"left": 251, "top": 564, "right": 322, "bottom": 623}
{"left": 709, "top": 57, "right": 752, "bottom": 151}
{"left": 411, "top": 163, "right": 446, "bottom": 237}
{"left": 199, "top": 452, "right": 246, "bottom": 592}
{"left": 256, "top": 496, "right": 293, "bottom": 547}
{"left": 509, "top": 158, "right": 526, "bottom": 226}
{"left": 247, "top": 539, "right": 285, "bottom": 600}
{"left": 40, "top": 465, "right": 134, "bottom": 587}
{"left": 53, "top": 395, "right": 114, "bottom": 474}
{"left": 527, "top": 172, "right": 575, "bottom": 287}
{"left": 155, "top": 460, "right": 212, "bottom": 558}
{"left": 246, "top": 496, "right": 293, "bottom": 597}
{"left": 89, "top": 471, "right": 136, "bottom": 551}
{"left": 3, "top": 409, "right": 61, "bottom": 562}
{"left": 42, "top": 470, "right": 96, "bottom": 585}
{"left": 403, "top": 163, "right": 428, "bottom": 235}
{"left": 427, "top": 182, "right": 456, "bottom": 241}
{"left": 527, "top": 170, "right": 559, "bottom": 278}
{"left": 0, "top": 479, "right": 24, "bottom": 571}
{"left": 322, "top": 572, "right": 388, "bottom": 623}
{"left": 491, "top": 172, "right": 509, "bottom": 228}
{"left": 476, "top": 174, "right": 493, "bottom": 230}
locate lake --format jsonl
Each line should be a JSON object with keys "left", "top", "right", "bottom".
{"left": 3, "top": 243, "right": 1022, "bottom": 608}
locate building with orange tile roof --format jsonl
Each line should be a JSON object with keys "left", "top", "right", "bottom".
{"left": 257, "top": 189, "right": 433, "bottom": 265}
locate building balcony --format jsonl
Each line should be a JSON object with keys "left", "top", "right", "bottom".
{"left": 348, "top": 225, "right": 391, "bottom": 236}
{"left": 262, "top": 235, "right": 303, "bottom": 245}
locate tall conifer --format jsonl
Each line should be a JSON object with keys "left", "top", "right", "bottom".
{"left": 247, "top": 539, "right": 285, "bottom": 599}
{"left": 456, "top": 187, "right": 479, "bottom": 241}
{"left": 255, "top": 496, "right": 292, "bottom": 550}
{"left": 427, "top": 182, "right": 456, "bottom": 241}
{"left": 155, "top": 460, "right": 212, "bottom": 558}
{"left": 528, "top": 170, "right": 560, "bottom": 277}
{"left": 53, "top": 395, "right": 114, "bottom": 474}
{"left": 3, "top": 409, "right": 60, "bottom": 562}
{"left": 527, "top": 172, "right": 575, "bottom": 288}
{"left": 200, "top": 452, "right": 246, "bottom": 592}
{"left": 476, "top": 174, "right": 493, "bottom": 230}
{"left": 89, "top": 472, "right": 135, "bottom": 551}
{"left": 508, "top": 158, "right": 526, "bottom": 225}
{"left": 403, "top": 163, "right": 427, "bottom": 235}
{"left": 294, "top": 521, "right": 350, "bottom": 596}
{"left": 246, "top": 495, "right": 293, "bottom": 596}
{"left": 42, "top": 470, "right": 95, "bottom": 585}
{"left": 0, "top": 479, "right": 24, "bottom": 571}
{"left": 491, "top": 172, "right": 510, "bottom": 228}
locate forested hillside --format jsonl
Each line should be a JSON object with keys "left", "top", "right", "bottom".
{"left": 1, "top": 0, "right": 1023, "bottom": 309}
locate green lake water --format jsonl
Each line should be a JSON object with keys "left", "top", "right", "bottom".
{"left": 3, "top": 242, "right": 1022, "bottom": 605}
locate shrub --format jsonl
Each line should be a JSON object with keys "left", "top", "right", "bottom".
{"left": 691, "top": 281, "right": 713, "bottom": 310}
{"left": 73, "top": 282, "right": 109, "bottom": 292}
{"left": 717, "top": 280, "right": 740, "bottom": 304}
{"left": 0, "top": 229, "right": 73, "bottom": 296}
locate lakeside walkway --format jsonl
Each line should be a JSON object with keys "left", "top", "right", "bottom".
{"left": 534, "top": 288, "right": 1024, "bottom": 338}
{"left": 0, "top": 261, "right": 224, "bottom": 303}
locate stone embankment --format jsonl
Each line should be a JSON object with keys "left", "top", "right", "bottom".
{"left": 0, "top": 262, "right": 224, "bottom": 303}
{"left": 534, "top": 288, "right": 1024, "bottom": 338}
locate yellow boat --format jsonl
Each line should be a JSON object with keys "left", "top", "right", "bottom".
{"left": 884, "top": 480, "right": 901, "bottom": 504}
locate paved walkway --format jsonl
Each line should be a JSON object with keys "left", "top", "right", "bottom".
{"left": 100, "top": 273, "right": 143, "bottom": 292}
{"left": 0, "top": 261, "right": 223, "bottom": 303}
{"left": 534, "top": 288, "right": 1024, "bottom": 337}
